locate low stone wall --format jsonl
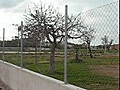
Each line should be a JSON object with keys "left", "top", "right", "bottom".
{"left": 0, "top": 60, "right": 86, "bottom": 90}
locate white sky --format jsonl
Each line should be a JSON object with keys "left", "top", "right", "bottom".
{"left": 0, "top": 0, "right": 118, "bottom": 40}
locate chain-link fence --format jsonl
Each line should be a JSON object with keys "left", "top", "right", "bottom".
{"left": 0, "top": 1, "right": 119, "bottom": 90}
{"left": 81, "top": 1, "right": 119, "bottom": 46}
{"left": 67, "top": 1, "right": 119, "bottom": 90}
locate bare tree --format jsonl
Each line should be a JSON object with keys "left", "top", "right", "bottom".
{"left": 81, "top": 27, "right": 94, "bottom": 58}
{"left": 73, "top": 44, "right": 83, "bottom": 62}
{"left": 23, "top": 2, "right": 86, "bottom": 73}
{"left": 101, "top": 35, "right": 113, "bottom": 52}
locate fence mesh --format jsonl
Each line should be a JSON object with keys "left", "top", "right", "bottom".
{"left": 80, "top": 1, "right": 119, "bottom": 46}
{"left": 67, "top": 1, "right": 119, "bottom": 89}
{"left": 0, "top": 1, "right": 119, "bottom": 90}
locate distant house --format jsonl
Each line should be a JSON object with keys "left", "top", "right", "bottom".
{"left": 110, "top": 44, "right": 119, "bottom": 50}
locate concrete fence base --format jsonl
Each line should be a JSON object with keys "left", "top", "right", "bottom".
{"left": 0, "top": 60, "right": 86, "bottom": 90}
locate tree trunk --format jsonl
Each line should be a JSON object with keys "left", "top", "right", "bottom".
{"left": 88, "top": 43, "right": 93, "bottom": 58}
{"left": 49, "top": 43, "right": 55, "bottom": 73}
{"left": 35, "top": 45, "right": 37, "bottom": 64}
{"left": 75, "top": 49, "right": 79, "bottom": 62}
{"left": 34, "top": 41, "right": 37, "bottom": 64}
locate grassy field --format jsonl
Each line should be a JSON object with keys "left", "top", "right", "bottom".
{"left": 0, "top": 49, "right": 119, "bottom": 90}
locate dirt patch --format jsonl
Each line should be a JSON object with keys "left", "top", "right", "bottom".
{"left": 90, "top": 65, "right": 119, "bottom": 78}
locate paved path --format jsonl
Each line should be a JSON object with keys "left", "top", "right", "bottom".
{"left": 0, "top": 80, "right": 12, "bottom": 90}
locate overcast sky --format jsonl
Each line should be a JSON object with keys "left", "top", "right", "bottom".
{"left": 0, "top": 0, "right": 118, "bottom": 40}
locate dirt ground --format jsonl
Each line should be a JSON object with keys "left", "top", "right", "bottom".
{"left": 90, "top": 65, "right": 119, "bottom": 90}
{"left": 0, "top": 80, "right": 12, "bottom": 90}
{"left": 90, "top": 65, "right": 119, "bottom": 78}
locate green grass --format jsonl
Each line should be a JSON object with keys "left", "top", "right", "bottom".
{"left": 0, "top": 51, "right": 119, "bottom": 90}
{"left": 67, "top": 63, "right": 118, "bottom": 89}
{"left": 24, "top": 59, "right": 118, "bottom": 90}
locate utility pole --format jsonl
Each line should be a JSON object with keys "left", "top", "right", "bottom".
{"left": 64, "top": 5, "right": 68, "bottom": 84}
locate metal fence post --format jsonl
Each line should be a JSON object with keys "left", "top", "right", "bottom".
{"left": 64, "top": 5, "right": 68, "bottom": 84}
{"left": 17, "top": 25, "right": 20, "bottom": 65}
{"left": 3, "top": 28, "right": 5, "bottom": 61}
{"left": 21, "top": 21, "right": 23, "bottom": 68}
